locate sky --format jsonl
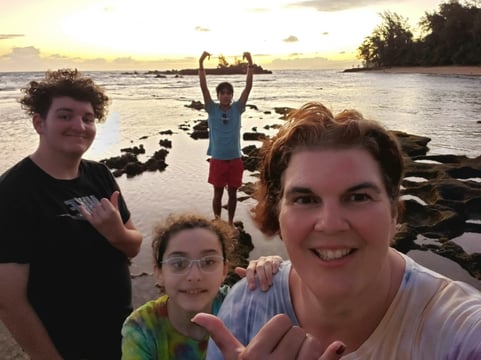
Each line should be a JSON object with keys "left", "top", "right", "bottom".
{"left": 0, "top": 0, "right": 445, "bottom": 72}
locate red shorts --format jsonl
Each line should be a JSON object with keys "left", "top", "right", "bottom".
{"left": 208, "top": 158, "right": 244, "bottom": 188}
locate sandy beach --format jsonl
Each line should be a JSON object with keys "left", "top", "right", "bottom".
{"left": 358, "top": 65, "right": 481, "bottom": 76}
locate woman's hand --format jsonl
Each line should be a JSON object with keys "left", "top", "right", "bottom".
{"left": 192, "top": 313, "right": 346, "bottom": 360}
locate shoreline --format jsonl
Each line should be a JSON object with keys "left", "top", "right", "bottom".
{"left": 344, "top": 65, "right": 481, "bottom": 76}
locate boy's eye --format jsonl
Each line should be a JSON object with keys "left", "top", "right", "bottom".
{"left": 58, "top": 114, "right": 71, "bottom": 120}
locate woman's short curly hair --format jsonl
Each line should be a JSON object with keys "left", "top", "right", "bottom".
{"left": 252, "top": 101, "right": 404, "bottom": 236}
{"left": 19, "top": 68, "right": 110, "bottom": 122}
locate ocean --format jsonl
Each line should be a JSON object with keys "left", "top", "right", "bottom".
{"left": 1, "top": 69, "right": 480, "bottom": 288}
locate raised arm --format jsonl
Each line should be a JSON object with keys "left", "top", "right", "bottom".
{"left": 199, "top": 51, "right": 213, "bottom": 106}
{"left": 238, "top": 51, "right": 254, "bottom": 106}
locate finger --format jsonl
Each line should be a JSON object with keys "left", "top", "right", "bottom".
{"left": 265, "top": 326, "right": 309, "bottom": 359}
{"left": 78, "top": 204, "right": 92, "bottom": 221}
{"left": 295, "top": 333, "right": 325, "bottom": 360}
{"left": 234, "top": 266, "right": 247, "bottom": 278}
{"left": 272, "top": 256, "right": 283, "bottom": 273}
{"left": 110, "top": 191, "right": 120, "bottom": 210}
{"left": 243, "top": 263, "right": 258, "bottom": 290}
{"left": 191, "top": 313, "right": 244, "bottom": 360}
{"left": 245, "top": 314, "right": 296, "bottom": 354}
{"left": 318, "top": 341, "right": 346, "bottom": 360}
{"left": 255, "top": 257, "right": 274, "bottom": 291}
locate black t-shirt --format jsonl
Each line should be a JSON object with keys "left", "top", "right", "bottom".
{"left": 0, "top": 157, "right": 133, "bottom": 359}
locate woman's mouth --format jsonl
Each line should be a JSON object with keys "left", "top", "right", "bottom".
{"left": 311, "top": 248, "right": 355, "bottom": 261}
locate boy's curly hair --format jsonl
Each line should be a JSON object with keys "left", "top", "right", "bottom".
{"left": 19, "top": 68, "right": 110, "bottom": 122}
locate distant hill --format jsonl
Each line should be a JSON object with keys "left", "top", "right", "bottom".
{"left": 178, "top": 63, "right": 272, "bottom": 75}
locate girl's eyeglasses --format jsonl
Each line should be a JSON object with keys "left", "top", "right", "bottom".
{"left": 160, "top": 255, "right": 224, "bottom": 275}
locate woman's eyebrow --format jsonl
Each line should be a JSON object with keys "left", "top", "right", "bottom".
{"left": 347, "top": 182, "right": 382, "bottom": 193}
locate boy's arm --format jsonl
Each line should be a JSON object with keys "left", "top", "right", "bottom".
{"left": 238, "top": 51, "right": 254, "bottom": 106}
{"left": 0, "top": 263, "right": 63, "bottom": 359}
{"left": 199, "top": 51, "right": 213, "bottom": 105}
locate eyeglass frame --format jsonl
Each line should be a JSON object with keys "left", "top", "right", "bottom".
{"left": 159, "top": 255, "right": 225, "bottom": 275}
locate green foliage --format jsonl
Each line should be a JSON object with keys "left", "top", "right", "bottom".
{"left": 217, "top": 54, "right": 229, "bottom": 68}
{"left": 358, "top": 1, "right": 481, "bottom": 67}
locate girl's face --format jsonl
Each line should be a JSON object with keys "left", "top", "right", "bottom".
{"left": 278, "top": 148, "right": 397, "bottom": 299}
{"left": 156, "top": 227, "right": 228, "bottom": 314}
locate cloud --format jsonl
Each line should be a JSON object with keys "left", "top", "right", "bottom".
{"left": 286, "top": 0, "right": 386, "bottom": 12}
{"left": 0, "top": 46, "right": 198, "bottom": 72}
{"left": 195, "top": 26, "right": 210, "bottom": 32}
{"left": 267, "top": 55, "right": 360, "bottom": 70}
{"left": 247, "top": 7, "right": 271, "bottom": 13}
{"left": 283, "top": 35, "right": 299, "bottom": 43}
{"left": 0, "top": 34, "right": 24, "bottom": 40}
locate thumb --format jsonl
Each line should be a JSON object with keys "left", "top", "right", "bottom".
{"left": 191, "top": 313, "right": 243, "bottom": 360}
{"left": 110, "top": 191, "right": 120, "bottom": 210}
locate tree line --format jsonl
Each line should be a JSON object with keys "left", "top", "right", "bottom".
{"left": 358, "top": 0, "right": 481, "bottom": 68}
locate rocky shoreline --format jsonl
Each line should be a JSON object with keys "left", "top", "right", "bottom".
{"left": 344, "top": 65, "right": 481, "bottom": 77}
{"left": 2, "top": 101, "right": 480, "bottom": 358}
{"left": 102, "top": 101, "right": 481, "bottom": 280}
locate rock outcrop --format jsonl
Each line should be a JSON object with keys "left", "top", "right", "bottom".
{"left": 100, "top": 102, "right": 481, "bottom": 279}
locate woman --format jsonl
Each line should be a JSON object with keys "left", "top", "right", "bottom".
{"left": 194, "top": 102, "right": 481, "bottom": 359}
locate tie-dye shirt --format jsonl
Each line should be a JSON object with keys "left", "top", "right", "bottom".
{"left": 207, "top": 252, "right": 481, "bottom": 359}
{"left": 121, "top": 286, "right": 228, "bottom": 360}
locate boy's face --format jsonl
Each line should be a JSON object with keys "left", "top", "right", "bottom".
{"left": 33, "top": 96, "right": 97, "bottom": 158}
{"left": 217, "top": 89, "right": 233, "bottom": 107}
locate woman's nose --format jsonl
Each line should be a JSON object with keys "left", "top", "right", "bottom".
{"left": 313, "top": 201, "right": 349, "bottom": 233}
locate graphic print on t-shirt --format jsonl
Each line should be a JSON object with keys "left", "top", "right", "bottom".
{"left": 60, "top": 195, "right": 100, "bottom": 220}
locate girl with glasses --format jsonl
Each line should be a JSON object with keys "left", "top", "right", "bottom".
{"left": 121, "top": 212, "right": 281, "bottom": 359}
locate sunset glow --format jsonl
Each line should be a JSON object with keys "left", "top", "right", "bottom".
{"left": 0, "top": 0, "right": 444, "bottom": 71}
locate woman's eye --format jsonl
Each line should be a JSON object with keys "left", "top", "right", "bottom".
{"left": 293, "top": 195, "right": 316, "bottom": 205}
{"left": 349, "top": 193, "right": 370, "bottom": 202}
{"left": 83, "top": 116, "right": 95, "bottom": 123}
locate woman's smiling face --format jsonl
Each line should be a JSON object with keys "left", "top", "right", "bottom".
{"left": 279, "top": 148, "right": 398, "bottom": 297}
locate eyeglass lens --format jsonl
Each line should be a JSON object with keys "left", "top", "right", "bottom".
{"left": 162, "top": 255, "right": 224, "bottom": 274}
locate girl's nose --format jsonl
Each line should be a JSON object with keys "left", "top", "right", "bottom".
{"left": 185, "top": 261, "right": 202, "bottom": 281}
